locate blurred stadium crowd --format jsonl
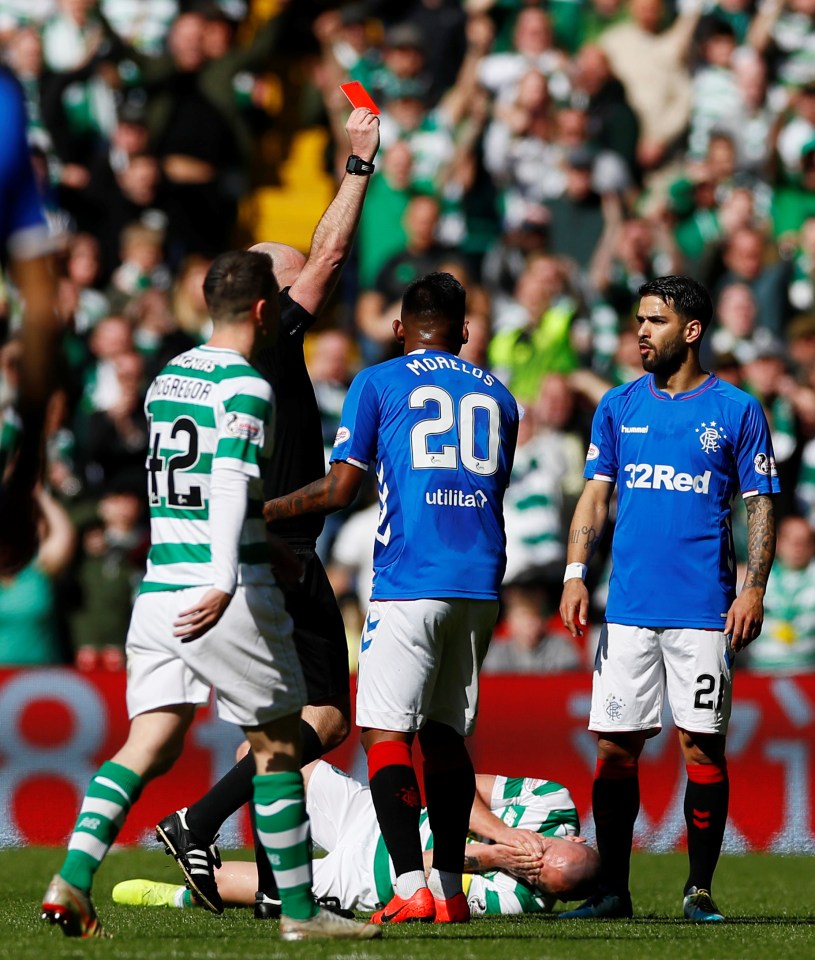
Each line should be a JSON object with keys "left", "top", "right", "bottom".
{"left": 0, "top": 0, "right": 813, "bottom": 674}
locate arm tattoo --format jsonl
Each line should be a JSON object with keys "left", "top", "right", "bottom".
{"left": 744, "top": 494, "right": 776, "bottom": 590}
{"left": 463, "top": 854, "right": 482, "bottom": 872}
{"left": 568, "top": 524, "right": 600, "bottom": 554}
{"left": 263, "top": 477, "right": 334, "bottom": 523}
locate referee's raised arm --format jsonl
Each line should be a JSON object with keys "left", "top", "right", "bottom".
{"left": 262, "top": 107, "right": 380, "bottom": 320}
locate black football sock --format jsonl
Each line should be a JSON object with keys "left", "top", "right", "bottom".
{"left": 421, "top": 743, "right": 475, "bottom": 876}
{"left": 185, "top": 751, "right": 254, "bottom": 842}
{"left": 593, "top": 759, "right": 639, "bottom": 896}
{"left": 684, "top": 763, "right": 729, "bottom": 894}
{"left": 367, "top": 740, "right": 424, "bottom": 879}
{"left": 299, "top": 719, "right": 325, "bottom": 766}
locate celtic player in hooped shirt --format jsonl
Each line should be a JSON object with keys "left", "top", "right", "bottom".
{"left": 41, "top": 251, "right": 379, "bottom": 943}
{"left": 560, "top": 276, "right": 778, "bottom": 925}
{"left": 264, "top": 272, "right": 519, "bottom": 925}
{"left": 113, "top": 762, "right": 599, "bottom": 916}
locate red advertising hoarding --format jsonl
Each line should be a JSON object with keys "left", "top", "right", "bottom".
{"left": 0, "top": 669, "right": 813, "bottom": 852}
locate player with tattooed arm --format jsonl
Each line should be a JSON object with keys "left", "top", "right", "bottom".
{"left": 263, "top": 272, "right": 519, "bottom": 925}
{"left": 559, "top": 276, "right": 778, "bottom": 923}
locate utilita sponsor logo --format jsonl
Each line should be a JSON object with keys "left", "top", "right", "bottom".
{"left": 426, "top": 489, "right": 488, "bottom": 508}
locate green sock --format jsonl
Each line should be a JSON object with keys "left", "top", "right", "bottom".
{"left": 253, "top": 771, "right": 316, "bottom": 921}
{"left": 60, "top": 761, "right": 142, "bottom": 892}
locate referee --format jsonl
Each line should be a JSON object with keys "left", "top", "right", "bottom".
{"left": 155, "top": 106, "right": 380, "bottom": 916}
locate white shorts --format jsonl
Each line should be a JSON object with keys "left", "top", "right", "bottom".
{"left": 307, "top": 761, "right": 383, "bottom": 912}
{"left": 125, "top": 584, "right": 306, "bottom": 728}
{"left": 356, "top": 598, "right": 498, "bottom": 736}
{"left": 589, "top": 623, "right": 733, "bottom": 736}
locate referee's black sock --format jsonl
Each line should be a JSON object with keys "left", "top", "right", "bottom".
{"left": 684, "top": 762, "right": 729, "bottom": 894}
{"left": 299, "top": 719, "right": 325, "bottom": 766}
{"left": 593, "top": 758, "right": 639, "bottom": 897}
{"left": 185, "top": 751, "right": 254, "bottom": 843}
{"left": 254, "top": 720, "right": 325, "bottom": 899}
{"left": 367, "top": 740, "right": 424, "bottom": 881}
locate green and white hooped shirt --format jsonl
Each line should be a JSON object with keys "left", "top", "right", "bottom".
{"left": 140, "top": 346, "right": 274, "bottom": 594}
{"left": 372, "top": 776, "right": 580, "bottom": 915}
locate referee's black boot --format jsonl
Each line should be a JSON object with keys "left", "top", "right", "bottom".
{"left": 254, "top": 891, "right": 282, "bottom": 920}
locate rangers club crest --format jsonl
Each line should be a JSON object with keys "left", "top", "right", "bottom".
{"left": 695, "top": 421, "right": 726, "bottom": 454}
{"left": 605, "top": 695, "right": 626, "bottom": 722}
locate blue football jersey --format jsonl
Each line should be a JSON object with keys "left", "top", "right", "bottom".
{"left": 331, "top": 349, "right": 519, "bottom": 600}
{"left": 0, "top": 69, "right": 48, "bottom": 260}
{"left": 585, "top": 374, "right": 780, "bottom": 628}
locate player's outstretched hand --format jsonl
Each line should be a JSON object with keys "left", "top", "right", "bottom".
{"left": 346, "top": 106, "right": 380, "bottom": 161}
{"left": 724, "top": 586, "right": 765, "bottom": 651}
{"left": 174, "top": 589, "right": 232, "bottom": 643}
{"left": 560, "top": 580, "right": 589, "bottom": 638}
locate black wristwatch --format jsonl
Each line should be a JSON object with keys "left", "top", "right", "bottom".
{"left": 346, "top": 154, "right": 375, "bottom": 176}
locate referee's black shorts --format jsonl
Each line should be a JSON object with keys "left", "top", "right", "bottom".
{"left": 280, "top": 544, "right": 350, "bottom": 704}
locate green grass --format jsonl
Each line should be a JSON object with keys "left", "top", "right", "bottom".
{"left": 2, "top": 848, "right": 813, "bottom": 960}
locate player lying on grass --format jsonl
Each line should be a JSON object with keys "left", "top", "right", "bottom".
{"left": 114, "top": 759, "right": 599, "bottom": 917}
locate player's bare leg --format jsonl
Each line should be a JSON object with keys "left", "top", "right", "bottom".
{"left": 43, "top": 707, "right": 194, "bottom": 937}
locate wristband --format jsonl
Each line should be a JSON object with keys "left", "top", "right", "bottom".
{"left": 346, "top": 154, "right": 375, "bottom": 176}
{"left": 563, "top": 562, "right": 588, "bottom": 584}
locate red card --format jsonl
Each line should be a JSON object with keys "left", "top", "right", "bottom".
{"left": 340, "top": 81, "right": 380, "bottom": 115}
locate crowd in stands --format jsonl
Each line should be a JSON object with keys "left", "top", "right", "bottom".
{"left": 1, "top": 0, "right": 814, "bottom": 674}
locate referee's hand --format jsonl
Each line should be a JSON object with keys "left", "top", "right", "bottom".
{"left": 174, "top": 588, "right": 232, "bottom": 643}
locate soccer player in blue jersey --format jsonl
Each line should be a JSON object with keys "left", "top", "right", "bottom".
{"left": 264, "top": 271, "right": 520, "bottom": 925}
{"left": 0, "top": 66, "right": 58, "bottom": 576}
{"left": 559, "top": 276, "right": 778, "bottom": 923}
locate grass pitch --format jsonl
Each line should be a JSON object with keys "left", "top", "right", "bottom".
{"left": 2, "top": 848, "right": 812, "bottom": 960}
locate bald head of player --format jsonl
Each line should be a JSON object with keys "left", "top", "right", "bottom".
{"left": 534, "top": 835, "right": 600, "bottom": 901}
{"left": 393, "top": 271, "right": 469, "bottom": 356}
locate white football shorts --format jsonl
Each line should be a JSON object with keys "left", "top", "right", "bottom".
{"left": 589, "top": 622, "right": 734, "bottom": 735}
{"left": 125, "top": 583, "right": 306, "bottom": 727}
{"left": 307, "top": 761, "right": 383, "bottom": 912}
{"left": 355, "top": 598, "right": 498, "bottom": 736}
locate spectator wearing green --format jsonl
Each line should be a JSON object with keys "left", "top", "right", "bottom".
{"left": 745, "top": 515, "right": 815, "bottom": 672}
{"left": 489, "top": 254, "right": 579, "bottom": 404}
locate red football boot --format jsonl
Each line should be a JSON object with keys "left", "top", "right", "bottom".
{"left": 371, "top": 887, "right": 436, "bottom": 924}
{"left": 434, "top": 892, "right": 470, "bottom": 924}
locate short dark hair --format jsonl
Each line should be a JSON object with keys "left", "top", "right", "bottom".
{"left": 638, "top": 275, "right": 713, "bottom": 334}
{"left": 401, "top": 272, "right": 466, "bottom": 328}
{"left": 203, "top": 250, "right": 277, "bottom": 324}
